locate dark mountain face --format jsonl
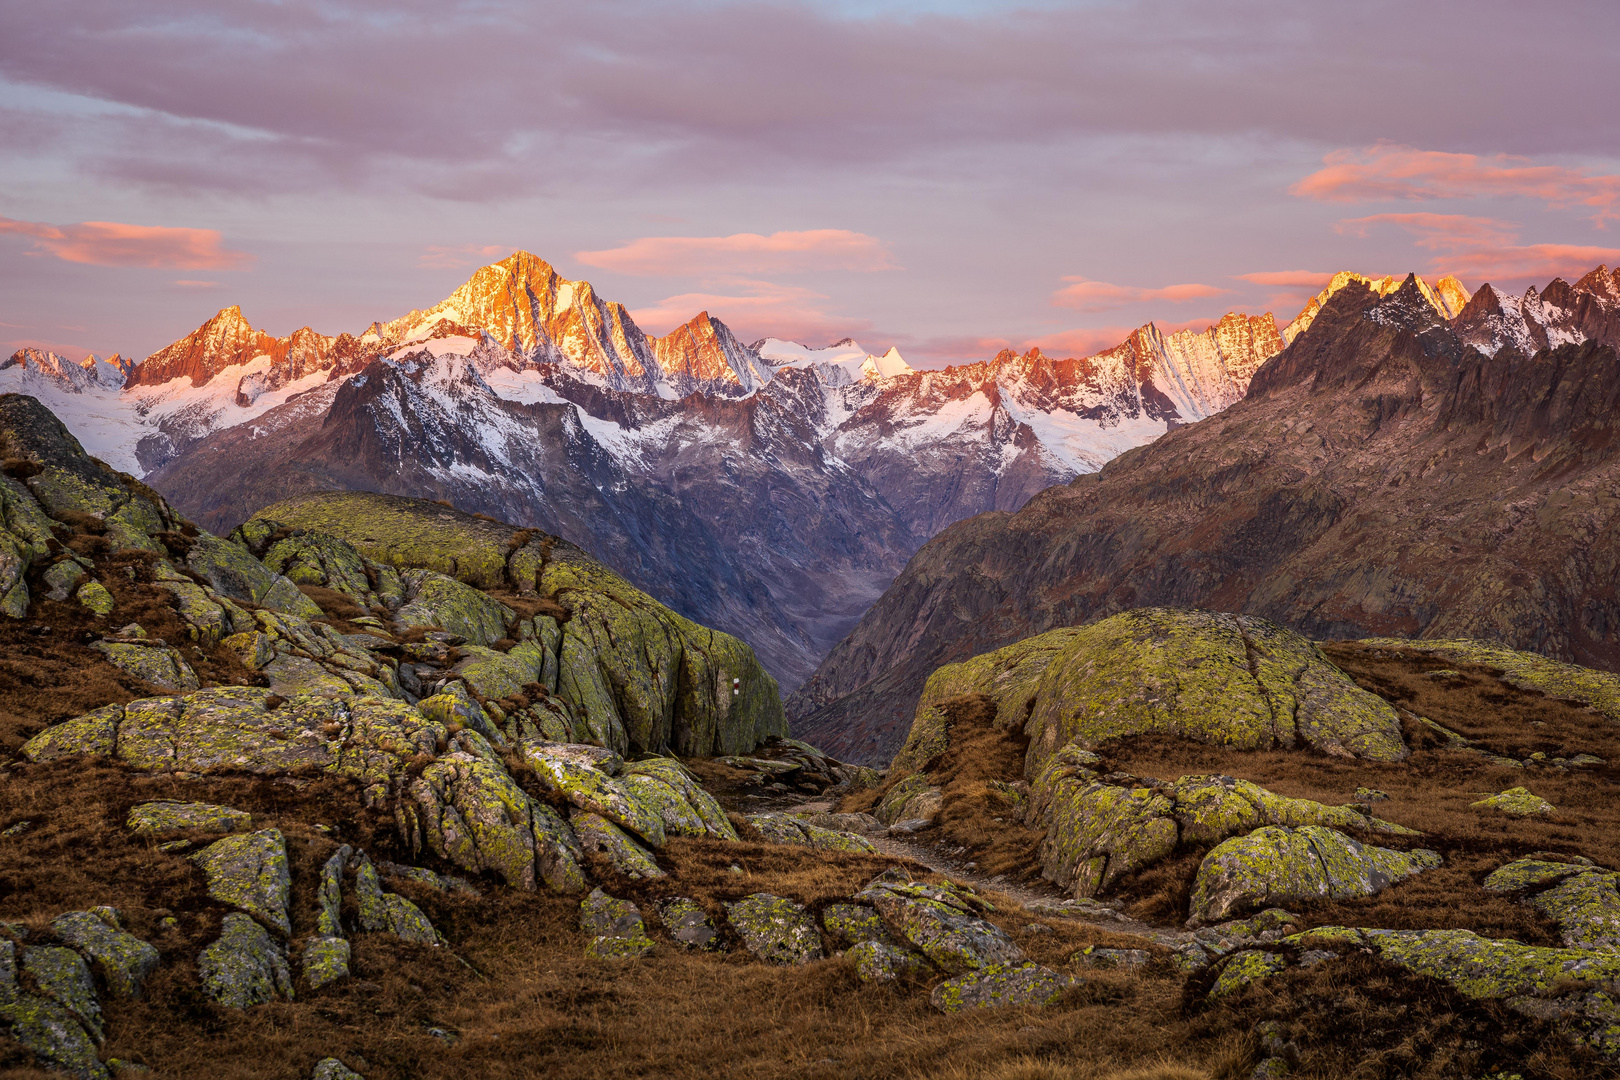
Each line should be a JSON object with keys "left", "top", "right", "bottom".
{"left": 146, "top": 351, "right": 917, "bottom": 692}
{"left": 791, "top": 275, "right": 1620, "bottom": 764}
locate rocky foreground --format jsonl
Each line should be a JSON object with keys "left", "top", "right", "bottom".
{"left": 2, "top": 391, "right": 1620, "bottom": 1078}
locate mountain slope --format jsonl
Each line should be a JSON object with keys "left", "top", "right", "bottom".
{"left": 791, "top": 268, "right": 1620, "bottom": 763}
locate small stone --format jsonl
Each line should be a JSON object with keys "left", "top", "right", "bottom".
{"left": 190, "top": 829, "right": 292, "bottom": 937}
{"left": 2, "top": 820, "right": 31, "bottom": 837}
{"left": 24, "top": 945, "right": 104, "bottom": 1041}
{"left": 929, "top": 961, "right": 1076, "bottom": 1013}
{"left": 890, "top": 818, "right": 934, "bottom": 834}
{"left": 1353, "top": 787, "right": 1389, "bottom": 801}
{"left": 1208, "top": 950, "right": 1289, "bottom": 998}
{"left": 352, "top": 853, "right": 442, "bottom": 945}
{"left": 1070, "top": 945, "right": 1151, "bottom": 969}
{"left": 300, "top": 938, "right": 351, "bottom": 991}
{"left": 657, "top": 898, "right": 722, "bottom": 951}
{"left": 1470, "top": 787, "right": 1556, "bottom": 817}
{"left": 311, "top": 1059, "right": 364, "bottom": 1080}
{"left": 76, "top": 581, "right": 115, "bottom": 617}
{"left": 1022, "top": 923, "right": 1053, "bottom": 935}
{"left": 1297, "top": 949, "right": 1336, "bottom": 967}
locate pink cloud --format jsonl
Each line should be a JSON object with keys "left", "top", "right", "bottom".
{"left": 1051, "top": 277, "right": 1227, "bottom": 312}
{"left": 419, "top": 244, "right": 511, "bottom": 269}
{"left": 0, "top": 216, "right": 252, "bottom": 269}
{"left": 1334, "top": 213, "right": 1620, "bottom": 284}
{"left": 1293, "top": 143, "right": 1620, "bottom": 225}
{"left": 630, "top": 280, "right": 869, "bottom": 343}
{"left": 172, "top": 279, "right": 222, "bottom": 289}
{"left": 576, "top": 230, "right": 898, "bottom": 277}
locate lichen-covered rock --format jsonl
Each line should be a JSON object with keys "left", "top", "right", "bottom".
{"left": 220, "top": 630, "right": 275, "bottom": 671}
{"left": 656, "top": 898, "right": 721, "bottom": 951}
{"left": 24, "top": 946, "right": 103, "bottom": 1042}
{"left": 351, "top": 853, "right": 442, "bottom": 945}
{"left": 1483, "top": 857, "right": 1594, "bottom": 894}
{"left": 0, "top": 939, "right": 109, "bottom": 1080}
{"left": 1208, "top": 949, "right": 1289, "bottom": 998}
{"left": 929, "top": 961, "right": 1075, "bottom": 1013}
{"left": 315, "top": 846, "right": 349, "bottom": 938}
{"left": 619, "top": 758, "right": 738, "bottom": 840}
{"left": 197, "top": 913, "right": 293, "bottom": 1009}
{"left": 91, "top": 641, "right": 200, "bottom": 692}
{"left": 1030, "top": 767, "right": 1419, "bottom": 900}
{"left": 823, "top": 903, "right": 900, "bottom": 949}
{"left": 402, "top": 751, "right": 586, "bottom": 893}
{"left": 1484, "top": 859, "right": 1620, "bottom": 951}
{"left": 875, "top": 774, "right": 935, "bottom": 826}
{"left": 311, "top": 1058, "right": 365, "bottom": 1080}
{"left": 190, "top": 829, "right": 292, "bottom": 937}
{"left": 1071, "top": 946, "right": 1152, "bottom": 969}
{"left": 580, "top": 889, "right": 655, "bottom": 959}
{"left": 745, "top": 813, "right": 878, "bottom": 854}
{"left": 570, "top": 810, "right": 665, "bottom": 879}
{"left": 848, "top": 940, "right": 930, "bottom": 983}
{"left": 43, "top": 559, "right": 88, "bottom": 602}
{"left": 618, "top": 772, "right": 709, "bottom": 838}
{"left": 1189, "top": 825, "right": 1440, "bottom": 924}
{"left": 1359, "top": 637, "right": 1620, "bottom": 723}
{"left": 50, "top": 912, "right": 160, "bottom": 998}
{"left": 76, "top": 582, "right": 115, "bottom": 617}
{"left": 796, "top": 812, "right": 887, "bottom": 837}
{"left": 416, "top": 682, "right": 503, "bottom": 745}
{"left": 522, "top": 743, "right": 665, "bottom": 846}
{"left": 248, "top": 522, "right": 401, "bottom": 613}
{"left": 159, "top": 580, "right": 253, "bottom": 646}
{"left": 127, "top": 801, "right": 249, "bottom": 838}
{"left": 397, "top": 569, "right": 513, "bottom": 648}
{"left": 300, "top": 937, "right": 350, "bottom": 991}
{"left": 859, "top": 880, "right": 1022, "bottom": 975}
{"left": 1023, "top": 611, "right": 1408, "bottom": 778}
{"left": 454, "top": 642, "right": 548, "bottom": 702}
{"left": 1471, "top": 787, "right": 1556, "bottom": 817}
{"left": 20, "top": 704, "right": 120, "bottom": 761}
{"left": 724, "top": 894, "right": 824, "bottom": 965}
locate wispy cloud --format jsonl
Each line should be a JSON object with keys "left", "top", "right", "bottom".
{"left": 1294, "top": 143, "right": 1620, "bottom": 225}
{"left": 1236, "top": 271, "right": 1337, "bottom": 288}
{"left": 0, "top": 216, "right": 251, "bottom": 269}
{"left": 1051, "top": 277, "right": 1226, "bottom": 312}
{"left": 577, "top": 230, "right": 898, "bottom": 277}
{"left": 419, "top": 244, "right": 510, "bottom": 269}
{"left": 1336, "top": 212, "right": 1620, "bottom": 283}
{"left": 171, "top": 279, "right": 222, "bottom": 289}
{"left": 630, "top": 279, "right": 867, "bottom": 343}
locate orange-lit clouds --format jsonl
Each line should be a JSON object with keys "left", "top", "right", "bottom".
{"left": 1236, "top": 271, "right": 1335, "bottom": 288}
{"left": 577, "top": 230, "right": 898, "bottom": 277}
{"left": 419, "top": 244, "right": 510, "bottom": 269}
{"left": 1293, "top": 144, "right": 1620, "bottom": 225}
{"left": 1051, "top": 277, "right": 1226, "bottom": 312}
{"left": 1339, "top": 213, "right": 1620, "bottom": 283}
{"left": 630, "top": 280, "right": 866, "bottom": 343}
{"left": 0, "top": 216, "right": 251, "bottom": 270}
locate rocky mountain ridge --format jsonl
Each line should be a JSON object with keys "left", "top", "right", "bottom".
{"left": 4, "top": 252, "right": 1286, "bottom": 692}
{"left": 791, "top": 265, "right": 1620, "bottom": 763}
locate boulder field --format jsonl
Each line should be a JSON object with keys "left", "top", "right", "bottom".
{"left": 4, "top": 389, "right": 1620, "bottom": 1078}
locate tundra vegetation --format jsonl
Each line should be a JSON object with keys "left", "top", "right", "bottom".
{"left": 0, "top": 392, "right": 1617, "bottom": 1079}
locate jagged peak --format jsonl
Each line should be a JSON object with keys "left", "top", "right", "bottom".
{"left": 1281, "top": 271, "right": 1467, "bottom": 345}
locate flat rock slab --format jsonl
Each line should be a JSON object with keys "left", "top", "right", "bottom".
{"left": 127, "top": 800, "right": 250, "bottom": 837}
{"left": 198, "top": 913, "right": 293, "bottom": 1009}
{"left": 725, "top": 894, "right": 824, "bottom": 965}
{"left": 190, "top": 829, "right": 292, "bottom": 937}
{"left": 930, "top": 961, "right": 1075, "bottom": 1013}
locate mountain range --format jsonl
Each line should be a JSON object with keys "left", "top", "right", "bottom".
{"left": 788, "top": 264, "right": 1620, "bottom": 762}
{"left": 3, "top": 251, "right": 1286, "bottom": 689}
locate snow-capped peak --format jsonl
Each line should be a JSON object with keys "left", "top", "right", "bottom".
{"left": 757, "top": 338, "right": 910, "bottom": 387}
{"left": 1282, "top": 271, "right": 1472, "bottom": 344}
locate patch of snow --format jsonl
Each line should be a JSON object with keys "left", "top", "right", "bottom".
{"left": 482, "top": 367, "right": 569, "bottom": 406}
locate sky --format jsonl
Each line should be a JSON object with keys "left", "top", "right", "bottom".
{"left": 2, "top": 0, "right": 1619, "bottom": 368}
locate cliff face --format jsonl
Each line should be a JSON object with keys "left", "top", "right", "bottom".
{"left": 791, "top": 275, "right": 1620, "bottom": 763}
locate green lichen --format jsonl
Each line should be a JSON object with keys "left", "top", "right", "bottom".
{"left": 197, "top": 913, "right": 293, "bottom": 1009}
{"left": 397, "top": 569, "right": 513, "bottom": 647}
{"left": 619, "top": 758, "right": 738, "bottom": 840}
{"left": 190, "top": 829, "right": 292, "bottom": 937}
{"left": 1524, "top": 872, "right": 1620, "bottom": 950}
{"left": 571, "top": 810, "right": 666, "bottom": 879}
{"left": 126, "top": 801, "right": 249, "bottom": 837}
{"left": 1357, "top": 637, "right": 1620, "bottom": 722}
{"left": 823, "top": 903, "right": 898, "bottom": 949}
{"left": 724, "top": 893, "right": 824, "bottom": 965}
{"left": 92, "top": 642, "right": 199, "bottom": 692}
{"left": 75, "top": 582, "right": 115, "bottom": 617}
{"left": 929, "top": 961, "right": 1075, "bottom": 1013}
{"left": 23, "top": 945, "right": 103, "bottom": 1041}
{"left": 848, "top": 940, "right": 930, "bottom": 983}
{"left": 1208, "top": 949, "right": 1289, "bottom": 998}
{"left": 1482, "top": 857, "right": 1591, "bottom": 894}
{"left": 1025, "top": 610, "right": 1408, "bottom": 778}
{"left": 1471, "top": 787, "right": 1556, "bottom": 817}
{"left": 50, "top": 912, "right": 160, "bottom": 999}
{"left": 300, "top": 937, "right": 351, "bottom": 991}
{"left": 523, "top": 744, "right": 665, "bottom": 846}
{"left": 860, "top": 882, "right": 1022, "bottom": 975}
{"left": 351, "top": 854, "right": 443, "bottom": 945}
{"left": 656, "top": 897, "right": 721, "bottom": 951}
{"left": 875, "top": 774, "right": 934, "bottom": 826}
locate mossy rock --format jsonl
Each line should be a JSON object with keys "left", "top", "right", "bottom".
{"left": 1208, "top": 949, "right": 1289, "bottom": 998}
{"left": 1189, "top": 825, "right": 1440, "bottom": 924}
{"left": 75, "top": 582, "right": 115, "bottom": 617}
{"left": 656, "top": 897, "right": 722, "bottom": 951}
{"left": 23, "top": 944, "right": 103, "bottom": 1041}
{"left": 351, "top": 853, "right": 442, "bottom": 945}
{"left": 929, "top": 961, "right": 1075, "bottom": 1013}
{"left": 724, "top": 894, "right": 823, "bottom": 965}
{"left": 50, "top": 911, "right": 160, "bottom": 999}
{"left": 190, "top": 829, "right": 293, "bottom": 937}
{"left": 0, "top": 939, "right": 108, "bottom": 1080}
{"left": 127, "top": 800, "right": 249, "bottom": 837}
{"left": 92, "top": 642, "right": 199, "bottom": 692}
{"left": 197, "top": 913, "right": 293, "bottom": 1009}
{"left": 1470, "top": 787, "right": 1556, "bottom": 817}
{"left": 1359, "top": 637, "right": 1620, "bottom": 722}
{"left": 618, "top": 758, "right": 738, "bottom": 840}
{"left": 859, "top": 881, "right": 1022, "bottom": 975}
{"left": 1025, "top": 610, "right": 1408, "bottom": 776}
{"left": 1482, "top": 857, "right": 1593, "bottom": 894}
{"left": 570, "top": 810, "right": 665, "bottom": 879}
{"left": 301, "top": 937, "right": 352, "bottom": 991}
{"left": 849, "top": 940, "right": 931, "bottom": 984}
{"left": 823, "top": 903, "right": 900, "bottom": 949}
{"left": 397, "top": 570, "right": 514, "bottom": 648}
